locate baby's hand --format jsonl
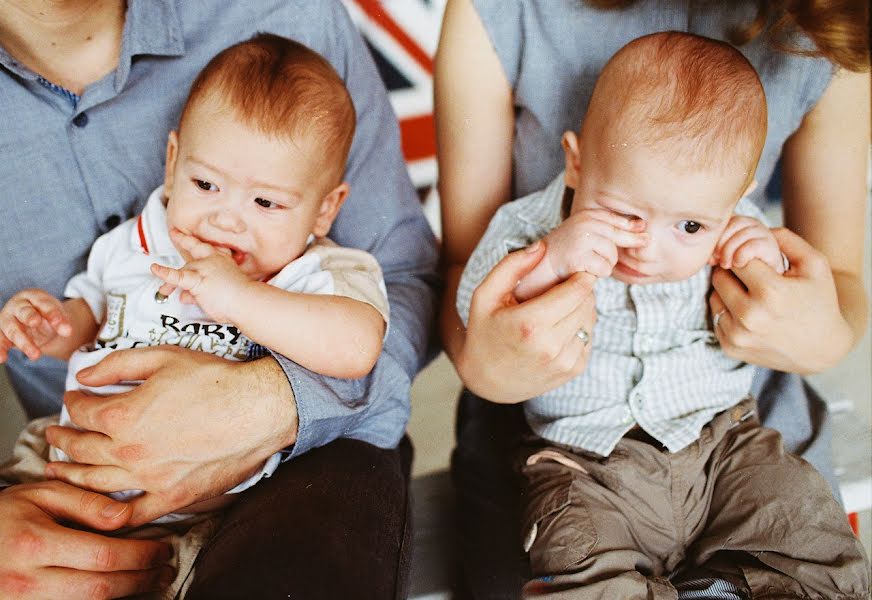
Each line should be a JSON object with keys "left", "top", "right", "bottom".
{"left": 711, "top": 216, "right": 785, "bottom": 274}
{"left": 515, "top": 209, "right": 647, "bottom": 301}
{"left": 0, "top": 289, "right": 72, "bottom": 362}
{"left": 150, "top": 230, "right": 250, "bottom": 323}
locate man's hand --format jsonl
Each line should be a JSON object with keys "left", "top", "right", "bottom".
{"left": 0, "top": 480, "right": 173, "bottom": 599}
{"left": 515, "top": 209, "right": 647, "bottom": 301}
{"left": 711, "top": 216, "right": 785, "bottom": 274}
{"left": 44, "top": 346, "right": 296, "bottom": 526}
{"left": 151, "top": 230, "right": 250, "bottom": 323}
{"left": 0, "top": 289, "right": 73, "bottom": 362}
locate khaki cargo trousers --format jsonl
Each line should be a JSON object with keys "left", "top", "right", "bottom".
{"left": 519, "top": 398, "right": 870, "bottom": 599}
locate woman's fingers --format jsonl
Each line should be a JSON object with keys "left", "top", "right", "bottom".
{"left": 471, "top": 242, "right": 547, "bottom": 314}
{"left": 771, "top": 227, "right": 830, "bottom": 278}
{"left": 524, "top": 271, "right": 597, "bottom": 326}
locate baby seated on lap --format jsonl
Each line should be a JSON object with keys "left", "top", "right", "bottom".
{"left": 0, "top": 33, "right": 388, "bottom": 523}
{"left": 457, "top": 31, "right": 868, "bottom": 600}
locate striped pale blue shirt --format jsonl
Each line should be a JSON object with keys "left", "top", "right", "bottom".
{"left": 457, "top": 174, "right": 762, "bottom": 456}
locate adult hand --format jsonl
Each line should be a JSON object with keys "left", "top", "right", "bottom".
{"left": 0, "top": 480, "right": 172, "bottom": 599}
{"left": 44, "top": 346, "right": 296, "bottom": 526}
{"left": 458, "top": 242, "right": 597, "bottom": 403}
{"left": 710, "top": 227, "right": 853, "bottom": 374}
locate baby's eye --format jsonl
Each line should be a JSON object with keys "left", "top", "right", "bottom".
{"left": 194, "top": 179, "right": 217, "bottom": 192}
{"left": 678, "top": 220, "right": 702, "bottom": 234}
{"left": 254, "top": 197, "right": 278, "bottom": 209}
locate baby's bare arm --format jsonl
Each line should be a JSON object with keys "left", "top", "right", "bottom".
{"left": 230, "top": 284, "right": 386, "bottom": 379}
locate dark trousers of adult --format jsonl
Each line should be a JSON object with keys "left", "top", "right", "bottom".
{"left": 450, "top": 370, "right": 842, "bottom": 600}
{"left": 186, "top": 436, "right": 414, "bottom": 600}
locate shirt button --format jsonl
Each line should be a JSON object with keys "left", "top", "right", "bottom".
{"left": 72, "top": 112, "right": 89, "bottom": 127}
{"left": 104, "top": 214, "right": 122, "bottom": 229}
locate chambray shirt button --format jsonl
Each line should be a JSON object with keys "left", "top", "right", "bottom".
{"left": 72, "top": 112, "right": 89, "bottom": 127}
{"left": 104, "top": 214, "right": 122, "bottom": 229}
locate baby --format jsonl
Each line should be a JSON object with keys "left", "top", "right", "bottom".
{"left": 457, "top": 32, "right": 868, "bottom": 599}
{"left": 0, "top": 33, "right": 388, "bottom": 522}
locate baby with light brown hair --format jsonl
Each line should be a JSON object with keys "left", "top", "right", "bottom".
{"left": 0, "top": 35, "right": 391, "bottom": 594}
{"left": 457, "top": 31, "right": 868, "bottom": 599}
{"left": 515, "top": 31, "right": 780, "bottom": 300}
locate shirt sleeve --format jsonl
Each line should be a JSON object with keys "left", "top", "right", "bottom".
{"left": 62, "top": 227, "right": 121, "bottom": 323}
{"left": 308, "top": 241, "right": 390, "bottom": 333}
{"left": 271, "top": 0, "right": 439, "bottom": 458}
{"left": 456, "top": 203, "right": 539, "bottom": 327}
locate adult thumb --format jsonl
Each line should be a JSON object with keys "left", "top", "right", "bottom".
{"left": 472, "top": 241, "right": 547, "bottom": 311}
{"left": 771, "top": 227, "right": 829, "bottom": 278}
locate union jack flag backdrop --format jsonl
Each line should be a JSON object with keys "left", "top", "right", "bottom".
{"left": 342, "top": 0, "right": 446, "bottom": 235}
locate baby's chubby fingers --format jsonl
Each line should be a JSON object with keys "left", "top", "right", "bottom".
{"left": 717, "top": 224, "right": 773, "bottom": 270}
{"left": 576, "top": 209, "right": 648, "bottom": 248}
{"left": 19, "top": 290, "right": 73, "bottom": 337}
{"left": 150, "top": 263, "right": 204, "bottom": 292}
{"left": 0, "top": 317, "right": 41, "bottom": 360}
{"left": 169, "top": 229, "right": 230, "bottom": 260}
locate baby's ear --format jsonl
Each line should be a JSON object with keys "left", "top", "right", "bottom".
{"left": 311, "top": 182, "right": 350, "bottom": 238}
{"left": 561, "top": 131, "right": 582, "bottom": 189}
{"left": 163, "top": 131, "right": 179, "bottom": 198}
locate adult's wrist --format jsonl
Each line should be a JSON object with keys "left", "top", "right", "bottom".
{"left": 243, "top": 356, "right": 298, "bottom": 451}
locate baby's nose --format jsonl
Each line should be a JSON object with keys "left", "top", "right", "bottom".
{"left": 209, "top": 208, "right": 245, "bottom": 232}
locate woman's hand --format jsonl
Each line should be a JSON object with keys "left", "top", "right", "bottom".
{"left": 44, "top": 346, "right": 296, "bottom": 526}
{"left": 457, "top": 242, "right": 597, "bottom": 403}
{"left": 0, "top": 480, "right": 173, "bottom": 599}
{"left": 710, "top": 227, "right": 853, "bottom": 374}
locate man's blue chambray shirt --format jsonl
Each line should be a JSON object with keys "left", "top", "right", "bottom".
{"left": 0, "top": 0, "right": 438, "bottom": 458}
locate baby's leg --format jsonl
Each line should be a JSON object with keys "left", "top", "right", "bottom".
{"left": 691, "top": 412, "right": 869, "bottom": 599}
{"left": 519, "top": 444, "right": 679, "bottom": 600}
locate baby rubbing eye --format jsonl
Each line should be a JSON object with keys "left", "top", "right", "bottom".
{"left": 194, "top": 179, "right": 217, "bottom": 192}
{"left": 679, "top": 220, "right": 702, "bottom": 234}
{"left": 254, "top": 197, "right": 274, "bottom": 209}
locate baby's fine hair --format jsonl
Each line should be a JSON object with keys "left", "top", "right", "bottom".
{"left": 179, "top": 33, "right": 356, "bottom": 181}
{"left": 587, "top": 31, "right": 768, "bottom": 176}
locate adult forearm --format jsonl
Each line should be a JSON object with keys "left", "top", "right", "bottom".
{"left": 439, "top": 265, "right": 467, "bottom": 365}
{"left": 833, "top": 270, "right": 870, "bottom": 349}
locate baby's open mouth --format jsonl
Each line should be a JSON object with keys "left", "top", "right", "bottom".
{"left": 229, "top": 248, "right": 246, "bottom": 265}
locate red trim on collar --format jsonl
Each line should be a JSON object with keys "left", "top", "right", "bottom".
{"left": 137, "top": 215, "right": 150, "bottom": 254}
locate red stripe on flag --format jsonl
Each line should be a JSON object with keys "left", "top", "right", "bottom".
{"left": 400, "top": 114, "right": 436, "bottom": 162}
{"left": 354, "top": 0, "right": 434, "bottom": 74}
{"left": 137, "top": 215, "right": 150, "bottom": 254}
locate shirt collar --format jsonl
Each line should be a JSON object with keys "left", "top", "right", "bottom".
{"left": 0, "top": 1, "right": 184, "bottom": 81}
{"left": 115, "top": 0, "right": 184, "bottom": 91}
{"left": 133, "top": 185, "right": 179, "bottom": 258}
{"left": 123, "top": 0, "right": 185, "bottom": 58}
